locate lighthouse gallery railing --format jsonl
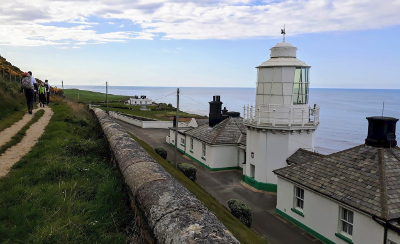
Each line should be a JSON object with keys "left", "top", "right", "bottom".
{"left": 243, "top": 104, "right": 320, "bottom": 127}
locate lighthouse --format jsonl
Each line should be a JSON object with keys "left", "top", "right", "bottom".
{"left": 243, "top": 36, "right": 320, "bottom": 192}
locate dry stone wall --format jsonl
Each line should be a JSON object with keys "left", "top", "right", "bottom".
{"left": 92, "top": 108, "right": 239, "bottom": 244}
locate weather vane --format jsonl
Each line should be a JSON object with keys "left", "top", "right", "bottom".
{"left": 281, "top": 24, "right": 286, "bottom": 42}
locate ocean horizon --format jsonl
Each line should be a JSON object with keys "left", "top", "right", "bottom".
{"left": 65, "top": 85, "right": 400, "bottom": 155}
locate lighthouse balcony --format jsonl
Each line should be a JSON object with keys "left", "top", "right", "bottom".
{"left": 243, "top": 104, "right": 319, "bottom": 128}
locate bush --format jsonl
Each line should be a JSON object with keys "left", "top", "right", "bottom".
{"left": 177, "top": 163, "right": 197, "bottom": 181}
{"left": 227, "top": 199, "right": 252, "bottom": 227}
{"left": 155, "top": 146, "right": 167, "bottom": 159}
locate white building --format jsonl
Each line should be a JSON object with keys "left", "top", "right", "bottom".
{"left": 167, "top": 96, "right": 246, "bottom": 171}
{"left": 126, "top": 95, "right": 152, "bottom": 105}
{"left": 274, "top": 116, "right": 400, "bottom": 244}
{"left": 243, "top": 40, "right": 320, "bottom": 192}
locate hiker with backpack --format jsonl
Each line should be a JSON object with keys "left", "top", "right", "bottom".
{"left": 44, "top": 80, "right": 50, "bottom": 105}
{"left": 38, "top": 83, "right": 46, "bottom": 107}
{"left": 20, "top": 72, "right": 37, "bottom": 114}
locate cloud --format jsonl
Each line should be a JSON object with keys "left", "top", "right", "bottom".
{"left": 0, "top": 0, "right": 399, "bottom": 46}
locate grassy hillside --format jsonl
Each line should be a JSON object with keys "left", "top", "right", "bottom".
{"left": 63, "top": 89, "right": 129, "bottom": 103}
{"left": 0, "top": 73, "right": 27, "bottom": 131}
{"left": 0, "top": 100, "right": 141, "bottom": 243}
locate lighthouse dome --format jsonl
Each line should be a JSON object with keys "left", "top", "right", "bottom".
{"left": 270, "top": 42, "right": 297, "bottom": 58}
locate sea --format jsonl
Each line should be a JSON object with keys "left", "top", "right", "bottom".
{"left": 65, "top": 85, "right": 400, "bottom": 155}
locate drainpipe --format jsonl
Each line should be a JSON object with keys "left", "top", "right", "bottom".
{"left": 383, "top": 220, "right": 388, "bottom": 244}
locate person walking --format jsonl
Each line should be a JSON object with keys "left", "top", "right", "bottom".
{"left": 38, "top": 83, "right": 46, "bottom": 107}
{"left": 20, "top": 72, "right": 36, "bottom": 114}
{"left": 44, "top": 79, "right": 50, "bottom": 105}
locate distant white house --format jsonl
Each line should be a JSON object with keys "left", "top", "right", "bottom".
{"left": 274, "top": 117, "right": 400, "bottom": 244}
{"left": 126, "top": 95, "right": 152, "bottom": 105}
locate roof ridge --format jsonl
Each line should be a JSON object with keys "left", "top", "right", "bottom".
{"left": 297, "top": 148, "right": 324, "bottom": 157}
{"left": 378, "top": 149, "right": 389, "bottom": 219}
{"left": 211, "top": 117, "right": 231, "bottom": 144}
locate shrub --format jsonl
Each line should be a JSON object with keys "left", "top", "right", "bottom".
{"left": 155, "top": 146, "right": 167, "bottom": 159}
{"left": 177, "top": 163, "right": 197, "bottom": 181}
{"left": 227, "top": 199, "right": 252, "bottom": 227}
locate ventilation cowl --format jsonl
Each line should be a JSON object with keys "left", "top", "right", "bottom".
{"left": 365, "top": 116, "right": 398, "bottom": 148}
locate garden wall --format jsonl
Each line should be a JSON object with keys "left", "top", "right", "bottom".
{"left": 92, "top": 108, "right": 239, "bottom": 244}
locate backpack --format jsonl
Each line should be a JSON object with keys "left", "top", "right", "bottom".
{"left": 21, "top": 77, "right": 32, "bottom": 89}
{"left": 44, "top": 83, "right": 49, "bottom": 92}
{"left": 39, "top": 86, "right": 45, "bottom": 94}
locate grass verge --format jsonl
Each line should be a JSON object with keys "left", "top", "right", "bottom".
{"left": 127, "top": 132, "right": 268, "bottom": 244}
{"left": 0, "top": 109, "right": 45, "bottom": 156}
{"left": 0, "top": 110, "right": 26, "bottom": 133}
{"left": 0, "top": 99, "right": 142, "bottom": 244}
{"left": 63, "top": 89, "right": 129, "bottom": 103}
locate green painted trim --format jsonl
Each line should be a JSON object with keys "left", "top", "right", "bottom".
{"left": 275, "top": 208, "right": 336, "bottom": 244}
{"left": 185, "top": 153, "right": 241, "bottom": 172}
{"left": 180, "top": 143, "right": 185, "bottom": 147}
{"left": 169, "top": 143, "right": 185, "bottom": 154}
{"left": 335, "top": 233, "right": 353, "bottom": 244}
{"left": 291, "top": 208, "right": 304, "bottom": 217}
{"left": 201, "top": 156, "right": 206, "bottom": 161}
{"left": 242, "top": 175, "right": 277, "bottom": 192}
{"left": 189, "top": 150, "right": 193, "bottom": 153}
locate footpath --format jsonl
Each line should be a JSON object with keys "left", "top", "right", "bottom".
{"left": 116, "top": 120, "right": 324, "bottom": 244}
{"left": 0, "top": 106, "right": 53, "bottom": 177}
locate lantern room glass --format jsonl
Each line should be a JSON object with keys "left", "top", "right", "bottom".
{"left": 293, "top": 67, "right": 309, "bottom": 104}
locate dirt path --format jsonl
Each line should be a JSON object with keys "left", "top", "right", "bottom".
{"left": 0, "top": 106, "right": 54, "bottom": 177}
{"left": 0, "top": 107, "right": 43, "bottom": 148}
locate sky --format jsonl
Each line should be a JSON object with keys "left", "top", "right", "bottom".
{"left": 0, "top": 0, "right": 399, "bottom": 89}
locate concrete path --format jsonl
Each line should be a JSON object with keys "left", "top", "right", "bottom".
{"left": 117, "top": 120, "right": 323, "bottom": 244}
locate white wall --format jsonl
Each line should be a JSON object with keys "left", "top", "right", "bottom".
{"left": 185, "top": 136, "right": 208, "bottom": 166}
{"left": 169, "top": 130, "right": 186, "bottom": 153}
{"left": 110, "top": 111, "right": 187, "bottom": 129}
{"left": 209, "top": 145, "right": 239, "bottom": 168}
{"left": 277, "top": 177, "right": 394, "bottom": 244}
{"left": 246, "top": 128, "right": 314, "bottom": 185}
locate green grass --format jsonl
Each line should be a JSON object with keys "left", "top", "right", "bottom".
{"left": 0, "top": 100, "right": 141, "bottom": 244}
{"left": 63, "top": 89, "right": 129, "bottom": 103}
{"left": 100, "top": 106, "right": 206, "bottom": 121}
{"left": 127, "top": 132, "right": 268, "bottom": 244}
{"left": 0, "top": 109, "right": 45, "bottom": 156}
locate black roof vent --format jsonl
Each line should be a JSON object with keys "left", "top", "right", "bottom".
{"left": 365, "top": 116, "right": 398, "bottom": 148}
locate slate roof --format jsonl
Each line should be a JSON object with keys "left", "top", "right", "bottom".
{"left": 185, "top": 117, "right": 246, "bottom": 145}
{"left": 274, "top": 145, "right": 400, "bottom": 220}
{"left": 286, "top": 148, "right": 323, "bottom": 165}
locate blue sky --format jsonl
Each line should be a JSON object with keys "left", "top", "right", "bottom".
{"left": 0, "top": 0, "right": 399, "bottom": 89}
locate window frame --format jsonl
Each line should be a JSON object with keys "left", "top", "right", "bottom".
{"left": 190, "top": 138, "right": 193, "bottom": 151}
{"left": 202, "top": 143, "right": 206, "bottom": 157}
{"left": 181, "top": 138, "right": 185, "bottom": 144}
{"left": 339, "top": 206, "right": 354, "bottom": 238}
{"left": 294, "top": 186, "right": 304, "bottom": 210}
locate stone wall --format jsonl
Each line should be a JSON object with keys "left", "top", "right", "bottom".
{"left": 92, "top": 108, "right": 239, "bottom": 244}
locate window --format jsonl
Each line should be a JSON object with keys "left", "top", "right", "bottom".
{"left": 181, "top": 138, "right": 185, "bottom": 144}
{"left": 294, "top": 186, "right": 304, "bottom": 210}
{"left": 190, "top": 138, "right": 193, "bottom": 151}
{"left": 202, "top": 143, "right": 206, "bottom": 157}
{"left": 339, "top": 207, "right": 354, "bottom": 236}
{"left": 293, "top": 67, "right": 309, "bottom": 104}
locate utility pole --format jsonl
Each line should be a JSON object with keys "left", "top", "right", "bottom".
{"left": 174, "top": 88, "right": 180, "bottom": 167}
{"left": 106, "top": 81, "right": 109, "bottom": 114}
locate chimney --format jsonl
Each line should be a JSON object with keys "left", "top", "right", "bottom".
{"left": 365, "top": 116, "right": 398, "bottom": 148}
{"left": 209, "top": 95, "right": 223, "bottom": 127}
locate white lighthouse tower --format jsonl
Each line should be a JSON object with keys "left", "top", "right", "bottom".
{"left": 243, "top": 34, "right": 320, "bottom": 192}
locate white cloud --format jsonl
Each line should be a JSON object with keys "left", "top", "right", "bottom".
{"left": 0, "top": 0, "right": 399, "bottom": 46}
